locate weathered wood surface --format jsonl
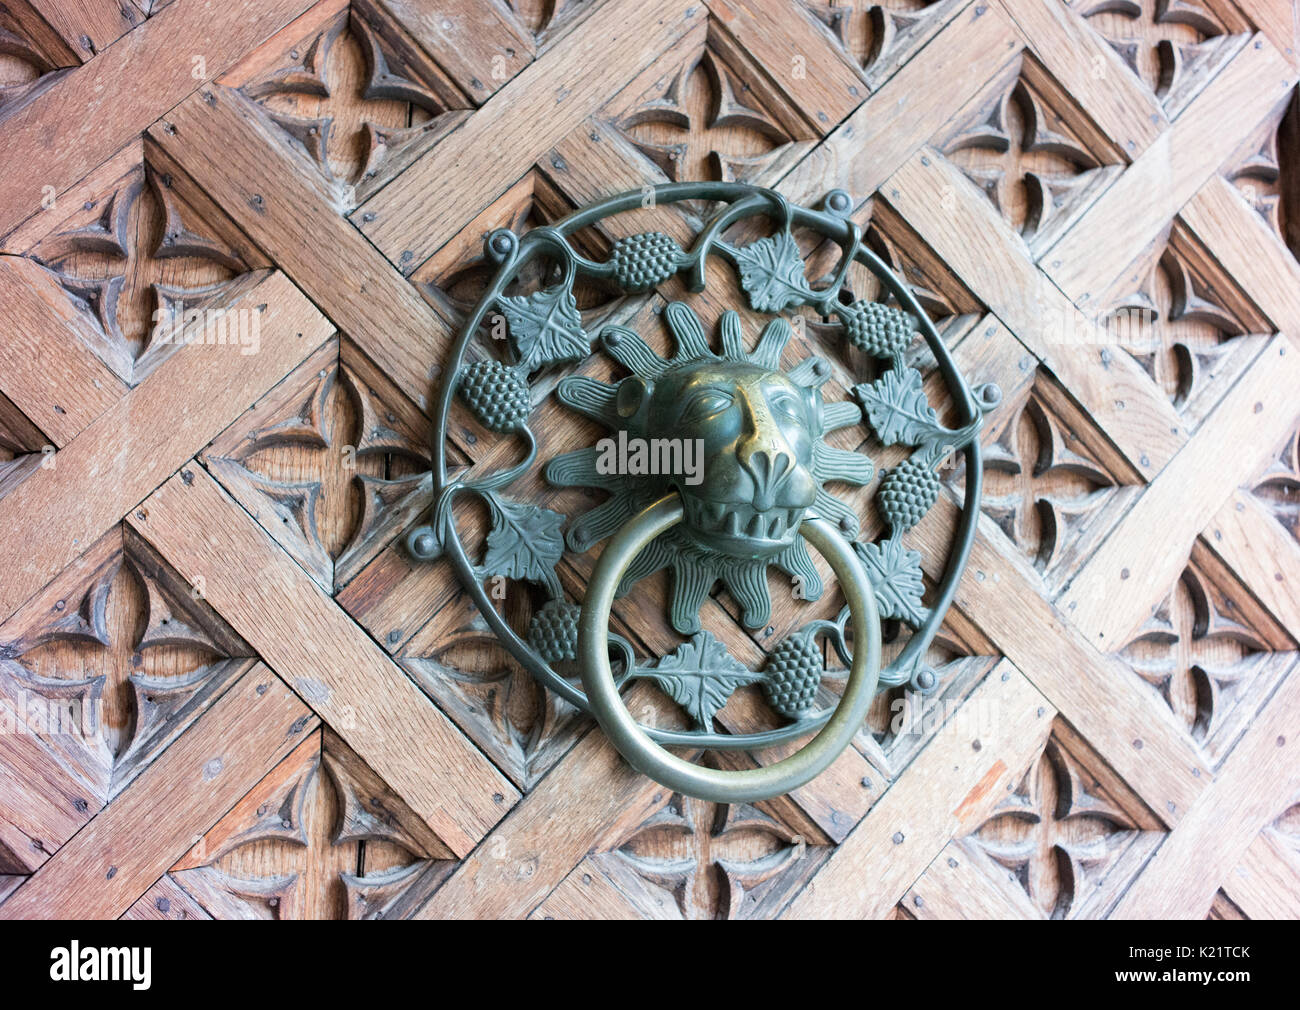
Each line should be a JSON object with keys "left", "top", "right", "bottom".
{"left": 0, "top": 0, "right": 1298, "bottom": 919}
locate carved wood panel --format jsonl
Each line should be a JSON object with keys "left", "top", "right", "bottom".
{"left": 1, "top": 0, "right": 1298, "bottom": 920}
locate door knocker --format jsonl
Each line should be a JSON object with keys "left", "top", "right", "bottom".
{"left": 406, "top": 183, "right": 999, "bottom": 803}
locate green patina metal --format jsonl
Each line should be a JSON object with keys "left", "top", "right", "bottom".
{"left": 407, "top": 181, "right": 998, "bottom": 801}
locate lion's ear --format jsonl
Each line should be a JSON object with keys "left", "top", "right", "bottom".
{"left": 616, "top": 376, "right": 653, "bottom": 423}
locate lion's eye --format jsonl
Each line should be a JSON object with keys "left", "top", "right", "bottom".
{"left": 769, "top": 391, "right": 803, "bottom": 421}
{"left": 681, "top": 389, "right": 734, "bottom": 424}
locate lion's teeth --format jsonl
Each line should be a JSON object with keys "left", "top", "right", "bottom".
{"left": 728, "top": 512, "right": 740, "bottom": 536}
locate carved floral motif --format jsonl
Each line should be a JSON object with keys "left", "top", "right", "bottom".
{"left": 0, "top": 25, "right": 65, "bottom": 114}
{"left": 400, "top": 597, "right": 590, "bottom": 792}
{"left": 28, "top": 168, "right": 249, "bottom": 384}
{"left": 1251, "top": 427, "right": 1299, "bottom": 545}
{"left": 240, "top": 11, "right": 469, "bottom": 196}
{"left": 0, "top": 527, "right": 252, "bottom": 798}
{"left": 1117, "top": 561, "right": 1272, "bottom": 745}
{"left": 806, "top": 0, "right": 957, "bottom": 79}
{"left": 1100, "top": 234, "right": 1259, "bottom": 422}
{"left": 940, "top": 60, "right": 1118, "bottom": 247}
{"left": 975, "top": 386, "right": 1128, "bottom": 575}
{"left": 967, "top": 736, "right": 1142, "bottom": 918}
{"left": 611, "top": 792, "right": 816, "bottom": 919}
{"left": 203, "top": 340, "right": 431, "bottom": 594}
{"left": 1071, "top": 0, "right": 1241, "bottom": 115}
{"left": 170, "top": 731, "right": 455, "bottom": 919}
{"left": 614, "top": 47, "right": 802, "bottom": 184}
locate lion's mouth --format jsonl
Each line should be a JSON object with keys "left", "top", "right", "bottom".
{"left": 680, "top": 497, "right": 805, "bottom": 554}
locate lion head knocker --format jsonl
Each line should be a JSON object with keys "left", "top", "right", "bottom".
{"left": 548, "top": 303, "right": 871, "bottom": 635}
{"left": 407, "top": 183, "right": 998, "bottom": 803}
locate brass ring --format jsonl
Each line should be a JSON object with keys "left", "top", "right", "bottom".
{"left": 577, "top": 493, "right": 882, "bottom": 803}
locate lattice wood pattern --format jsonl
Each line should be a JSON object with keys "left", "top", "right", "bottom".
{"left": 1, "top": 0, "right": 1298, "bottom": 920}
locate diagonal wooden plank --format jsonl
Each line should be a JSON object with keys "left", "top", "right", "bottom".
{"left": 530, "top": 853, "right": 683, "bottom": 920}
{"left": 1041, "top": 35, "right": 1296, "bottom": 305}
{"left": 353, "top": 0, "right": 702, "bottom": 271}
{"left": 1110, "top": 658, "right": 1300, "bottom": 918}
{"left": 0, "top": 269, "right": 331, "bottom": 623}
{"left": 780, "top": 660, "right": 1053, "bottom": 918}
{"left": 775, "top": 0, "right": 1021, "bottom": 208}
{"left": 121, "top": 873, "right": 214, "bottom": 921}
{"left": 413, "top": 685, "right": 665, "bottom": 919}
{"left": 704, "top": 0, "right": 867, "bottom": 131}
{"left": 130, "top": 466, "right": 519, "bottom": 857}
{"left": 902, "top": 839, "right": 1040, "bottom": 919}
{"left": 0, "top": 0, "right": 81, "bottom": 69}
{"left": 912, "top": 495, "right": 1210, "bottom": 821}
{"left": 1062, "top": 336, "right": 1300, "bottom": 646}
{"left": 1204, "top": 490, "right": 1300, "bottom": 639}
{"left": 0, "top": 664, "right": 316, "bottom": 919}
{"left": 149, "top": 87, "right": 452, "bottom": 413}
{"left": 995, "top": 0, "right": 1166, "bottom": 157}
{"left": 25, "top": 0, "right": 144, "bottom": 58}
{"left": 1179, "top": 172, "right": 1300, "bottom": 337}
{"left": 1229, "top": 0, "right": 1298, "bottom": 66}
{"left": 883, "top": 146, "right": 1184, "bottom": 478}
{"left": 0, "top": 732, "right": 98, "bottom": 874}
{"left": 1220, "top": 831, "right": 1300, "bottom": 919}
{"left": 0, "top": 0, "right": 316, "bottom": 238}
{"left": 372, "top": 0, "right": 535, "bottom": 103}
{"left": 543, "top": 118, "right": 688, "bottom": 227}
{"left": 0, "top": 255, "right": 127, "bottom": 446}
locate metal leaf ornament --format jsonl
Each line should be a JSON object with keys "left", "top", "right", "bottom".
{"left": 634, "top": 631, "right": 763, "bottom": 727}
{"left": 733, "top": 231, "right": 810, "bottom": 312}
{"left": 497, "top": 284, "right": 589, "bottom": 370}
{"left": 414, "top": 184, "right": 998, "bottom": 795}
{"left": 854, "top": 367, "right": 939, "bottom": 447}
{"left": 854, "top": 536, "right": 927, "bottom": 626}
{"left": 481, "top": 492, "right": 565, "bottom": 597}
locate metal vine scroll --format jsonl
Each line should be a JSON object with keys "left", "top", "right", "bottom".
{"left": 406, "top": 182, "right": 999, "bottom": 802}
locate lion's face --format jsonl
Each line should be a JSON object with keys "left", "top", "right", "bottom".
{"left": 621, "top": 360, "right": 822, "bottom": 558}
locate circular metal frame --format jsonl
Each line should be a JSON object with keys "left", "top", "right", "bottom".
{"left": 413, "top": 181, "right": 990, "bottom": 760}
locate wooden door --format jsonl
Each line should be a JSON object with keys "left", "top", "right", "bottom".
{"left": 0, "top": 0, "right": 1298, "bottom": 921}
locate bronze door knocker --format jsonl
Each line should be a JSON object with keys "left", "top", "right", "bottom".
{"left": 407, "top": 182, "right": 999, "bottom": 802}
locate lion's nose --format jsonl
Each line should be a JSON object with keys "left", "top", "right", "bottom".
{"left": 742, "top": 449, "right": 791, "bottom": 512}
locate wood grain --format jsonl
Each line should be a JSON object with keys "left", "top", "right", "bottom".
{"left": 883, "top": 146, "right": 1185, "bottom": 478}
{"left": 1043, "top": 35, "right": 1297, "bottom": 304}
{"left": 130, "top": 466, "right": 519, "bottom": 857}
{"left": 1063, "top": 337, "right": 1300, "bottom": 646}
{"left": 776, "top": 1, "right": 1022, "bottom": 209}
{"left": 0, "top": 270, "right": 331, "bottom": 622}
{"left": 353, "top": 0, "right": 701, "bottom": 270}
{"left": 0, "top": 665, "right": 316, "bottom": 919}
{"left": 1110, "top": 657, "right": 1300, "bottom": 918}
{"left": 704, "top": 0, "right": 866, "bottom": 131}
{"left": 2, "top": 0, "right": 1300, "bottom": 921}
{"left": 150, "top": 87, "right": 452, "bottom": 412}
{"left": 413, "top": 686, "right": 665, "bottom": 918}
{"left": 0, "top": 255, "right": 126, "bottom": 445}
{"left": 781, "top": 660, "right": 1053, "bottom": 918}
{"left": 0, "top": 0, "right": 316, "bottom": 237}
{"left": 996, "top": 0, "right": 1166, "bottom": 156}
